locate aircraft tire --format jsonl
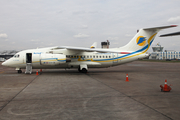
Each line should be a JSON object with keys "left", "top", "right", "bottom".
{"left": 18, "top": 70, "right": 22, "bottom": 73}
{"left": 82, "top": 68, "right": 87, "bottom": 73}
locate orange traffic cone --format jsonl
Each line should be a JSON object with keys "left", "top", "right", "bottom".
{"left": 164, "top": 79, "right": 168, "bottom": 89}
{"left": 164, "top": 79, "right": 171, "bottom": 91}
{"left": 126, "top": 74, "right": 129, "bottom": 82}
{"left": 36, "top": 70, "right": 39, "bottom": 75}
{"left": 160, "top": 79, "right": 172, "bottom": 92}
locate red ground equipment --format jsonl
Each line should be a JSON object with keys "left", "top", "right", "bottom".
{"left": 160, "top": 79, "right": 172, "bottom": 92}
{"left": 126, "top": 74, "right": 129, "bottom": 82}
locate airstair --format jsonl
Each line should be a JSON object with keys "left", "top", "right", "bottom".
{"left": 25, "top": 63, "right": 32, "bottom": 74}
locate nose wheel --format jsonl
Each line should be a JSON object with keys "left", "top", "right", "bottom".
{"left": 81, "top": 68, "right": 87, "bottom": 73}
{"left": 17, "top": 70, "right": 22, "bottom": 73}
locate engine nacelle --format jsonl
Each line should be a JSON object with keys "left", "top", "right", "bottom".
{"left": 40, "top": 54, "right": 70, "bottom": 65}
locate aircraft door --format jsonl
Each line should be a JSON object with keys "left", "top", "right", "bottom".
{"left": 113, "top": 53, "right": 118, "bottom": 63}
{"left": 26, "top": 53, "right": 32, "bottom": 63}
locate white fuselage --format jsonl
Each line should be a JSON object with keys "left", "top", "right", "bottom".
{"left": 2, "top": 47, "right": 148, "bottom": 70}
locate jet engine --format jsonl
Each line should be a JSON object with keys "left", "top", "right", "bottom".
{"left": 40, "top": 54, "right": 70, "bottom": 65}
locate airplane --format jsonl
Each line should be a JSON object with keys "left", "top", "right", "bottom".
{"left": 2, "top": 25, "right": 177, "bottom": 74}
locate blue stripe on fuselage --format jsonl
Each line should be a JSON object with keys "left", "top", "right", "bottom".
{"left": 113, "top": 38, "right": 154, "bottom": 60}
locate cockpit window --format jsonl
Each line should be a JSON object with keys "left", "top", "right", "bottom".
{"left": 14, "top": 54, "right": 20, "bottom": 58}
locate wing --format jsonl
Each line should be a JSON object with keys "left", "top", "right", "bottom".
{"left": 52, "top": 46, "right": 131, "bottom": 54}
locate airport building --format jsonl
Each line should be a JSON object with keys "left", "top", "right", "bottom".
{"left": 101, "top": 40, "right": 110, "bottom": 49}
{"left": 149, "top": 43, "right": 180, "bottom": 60}
{"left": 0, "top": 50, "right": 19, "bottom": 61}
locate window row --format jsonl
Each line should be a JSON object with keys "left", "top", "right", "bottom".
{"left": 66, "top": 55, "right": 111, "bottom": 59}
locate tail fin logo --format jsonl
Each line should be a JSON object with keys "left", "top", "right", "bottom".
{"left": 136, "top": 36, "right": 147, "bottom": 46}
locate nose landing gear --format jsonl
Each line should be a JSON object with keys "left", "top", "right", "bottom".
{"left": 17, "top": 70, "right": 22, "bottom": 73}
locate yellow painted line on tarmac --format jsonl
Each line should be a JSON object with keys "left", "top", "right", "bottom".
{"left": 0, "top": 71, "right": 4, "bottom": 74}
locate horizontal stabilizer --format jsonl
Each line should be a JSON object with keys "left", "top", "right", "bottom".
{"left": 143, "top": 25, "right": 177, "bottom": 31}
{"left": 160, "top": 31, "right": 180, "bottom": 37}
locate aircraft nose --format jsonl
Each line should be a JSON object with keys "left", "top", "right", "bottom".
{"left": 2, "top": 61, "right": 8, "bottom": 66}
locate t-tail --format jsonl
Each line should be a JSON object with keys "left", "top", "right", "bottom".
{"left": 120, "top": 25, "right": 177, "bottom": 53}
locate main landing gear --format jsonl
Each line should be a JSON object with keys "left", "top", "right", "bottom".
{"left": 78, "top": 65, "right": 88, "bottom": 73}
{"left": 78, "top": 67, "right": 87, "bottom": 73}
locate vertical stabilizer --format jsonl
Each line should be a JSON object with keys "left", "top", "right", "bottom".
{"left": 121, "top": 25, "right": 177, "bottom": 53}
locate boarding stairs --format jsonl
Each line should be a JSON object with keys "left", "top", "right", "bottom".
{"left": 25, "top": 63, "right": 32, "bottom": 74}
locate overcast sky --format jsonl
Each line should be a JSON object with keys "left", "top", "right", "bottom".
{"left": 0, "top": 0, "right": 180, "bottom": 52}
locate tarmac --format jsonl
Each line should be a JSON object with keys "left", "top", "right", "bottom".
{"left": 0, "top": 61, "right": 180, "bottom": 120}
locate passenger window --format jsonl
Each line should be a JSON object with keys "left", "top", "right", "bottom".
{"left": 87, "top": 56, "right": 89, "bottom": 58}
{"left": 96, "top": 56, "right": 98, "bottom": 58}
{"left": 109, "top": 56, "right": 111, "bottom": 58}
{"left": 93, "top": 56, "right": 95, "bottom": 58}
{"left": 90, "top": 56, "right": 92, "bottom": 58}
{"left": 100, "top": 56, "right": 101, "bottom": 58}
